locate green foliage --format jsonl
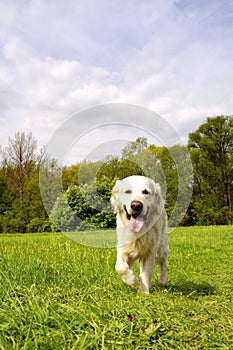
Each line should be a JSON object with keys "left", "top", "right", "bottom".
{"left": 0, "top": 169, "right": 51, "bottom": 233}
{"left": 50, "top": 177, "right": 117, "bottom": 231}
{"left": 0, "top": 133, "right": 49, "bottom": 233}
{"left": 0, "top": 176, "right": 7, "bottom": 214}
{"left": 39, "top": 158, "right": 62, "bottom": 214}
{"left": 78, "top": 161, "right": 103, "bottom": 185}
{"left": 50, "top": 194, "right": 80, "bottom": 232}
{"left": 68, "top": 177, "right": 116, "bottom": 230}
{"left": 62, "top": 164, "right": 80, "bottom": 190}
{"left": 0, "top": 131, "right": 42, "bottom": 202}
{"left": 96, "top": 157, "right": 144, "bottom": 181}
{"left": 26, "top": 218, "right": 52, "bottom": 233}
{"left": 188, "top": 115, "right": 233, "bottom": 225}
{"left": 121, "top": 136, "right": 148, "bottom": 158}
{"left": 1, "top": 212, "right": 27, "bottom": 233}
{"left": 1, "top": 116, "right": 233, "bottom": 232}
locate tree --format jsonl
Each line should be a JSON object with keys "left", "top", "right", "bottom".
{"left": 96, "top": 158, "right": 144, "bottom": 181}
{"left": 121, "top": 137, "right": 148, "bottom": 159}
{"left": 39, "top": 157, "right": 62, "bottom": 214}
{"left": 188, "top": 115, "right": 233, "bottom": 224}
{"left": 62, "top": 164, "right": 80, "bottom": 190}
{"left": 0, "top": 176, "right": 7, "bottom": 214}
{"left": 1, "top": 131, "right": 43, "bottom": 202}
{"left": 22, "top": 170, "right": 49, "bottom": 223}
{"left": 0, "top": 132, "right": 47, "bottom": 232}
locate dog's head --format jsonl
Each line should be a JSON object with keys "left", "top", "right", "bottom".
{"left": 111, "top": 175, "right": 164, "bottom": 233}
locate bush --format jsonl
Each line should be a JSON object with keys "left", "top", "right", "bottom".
{"left": 50, "top": 177, "right": 116, "bottom": 232}
{"left": 2, "top": 217, "right": 27, "bottom": 233}
{"left": 0, "top": 216, "right": 3, "bottom": 233}
{"left": 50, "top": 195, "right": 80, "bottom": 232}
{"left": 26, "top": 218, "right": 53, "bottom": 233}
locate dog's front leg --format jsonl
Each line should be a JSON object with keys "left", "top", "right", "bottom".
{"left": 115, "top": 252, "right": 140, "bottom": 289}
{"left": 139, "top": 255, "right": 156, "bottom": 294}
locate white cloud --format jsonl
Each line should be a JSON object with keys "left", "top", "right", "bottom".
{"left": 0, "top": 35, "right": 122, "bottom": 146}
{"left": 0, "top": 0, "right": 233, "bottom": 161}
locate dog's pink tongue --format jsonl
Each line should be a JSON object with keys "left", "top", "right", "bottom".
{"left": 129, "top": 216, "right": 144, "bottom": 233}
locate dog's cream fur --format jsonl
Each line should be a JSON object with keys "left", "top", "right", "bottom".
{"left": 111, "top": 175, "right": 168, "bottom": 294}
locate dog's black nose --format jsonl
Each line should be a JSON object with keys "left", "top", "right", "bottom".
{"left": 131, "top": 201, "right": 143, "bottom": 212}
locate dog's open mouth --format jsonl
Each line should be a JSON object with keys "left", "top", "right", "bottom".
{"left": 124, "top": 205, "right": 147, "bottom": 233}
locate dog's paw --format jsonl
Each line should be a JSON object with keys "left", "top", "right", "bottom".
{"left": 158, "top": 277, "right": 167, "bottom": 287}
{"left": 123, "top": 275, "right": 140, "bottom": 290}
{"left": 138, "top": 283, "right": 149, "bottom": 295}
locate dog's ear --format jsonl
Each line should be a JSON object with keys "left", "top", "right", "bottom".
{"left": 153, "top": 182, "right": 165, "bottom": 206}
{"left": 110, "top": 180, "right": 121, "bottom": 213}
{"left": 154, "top": 183, "right": 161, "bottom": 198}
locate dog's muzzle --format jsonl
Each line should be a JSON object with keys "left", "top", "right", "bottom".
{"left": 124, "top": 202, "right": 148, "bottom": 221}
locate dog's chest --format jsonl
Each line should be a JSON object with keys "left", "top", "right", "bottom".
{"left": 128, "top": 236, "right": 154, "bottom": 261}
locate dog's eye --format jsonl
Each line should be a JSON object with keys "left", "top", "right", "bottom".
{"left": 142, "top": 189, "right": 149, "bottom": 195}
{"left": 124, "top": 189, "right": 132, "bottom": 194}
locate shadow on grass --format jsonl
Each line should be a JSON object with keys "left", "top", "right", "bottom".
{"left": 169, "top": 281, "right": 216, "bottom": 296}
{"left": 153, "top": 280, "right": 216, "bottom": 296}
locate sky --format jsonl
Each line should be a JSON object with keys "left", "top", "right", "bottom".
{"left": 0, "top": 0, "right": 233, "bottom": 164}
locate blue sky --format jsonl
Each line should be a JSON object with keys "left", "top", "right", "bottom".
{"left": 0, "top": 0, "right": 233, "bottom": 163}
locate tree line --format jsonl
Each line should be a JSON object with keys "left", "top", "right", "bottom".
{"left": 0, "top": 115, "right": 232, "bottom": 233}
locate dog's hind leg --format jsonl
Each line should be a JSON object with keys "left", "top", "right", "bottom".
{"left": 157, "top": 234, "right": 168, "bottom": 287}
{"left": 158, "top": 255, "right": 167, "bottom": 287}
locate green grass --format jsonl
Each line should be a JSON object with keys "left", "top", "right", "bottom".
{"left": 0, "top": 226, "right": 232, "bottom": 349}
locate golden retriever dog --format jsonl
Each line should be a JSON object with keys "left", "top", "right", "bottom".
{"left": 111, "top": 175, "right": 168, "bottom": 294}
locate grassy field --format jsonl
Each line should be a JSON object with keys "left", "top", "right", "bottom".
{"left": 0, "top": 226, "right": 232, "bottom": 349}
